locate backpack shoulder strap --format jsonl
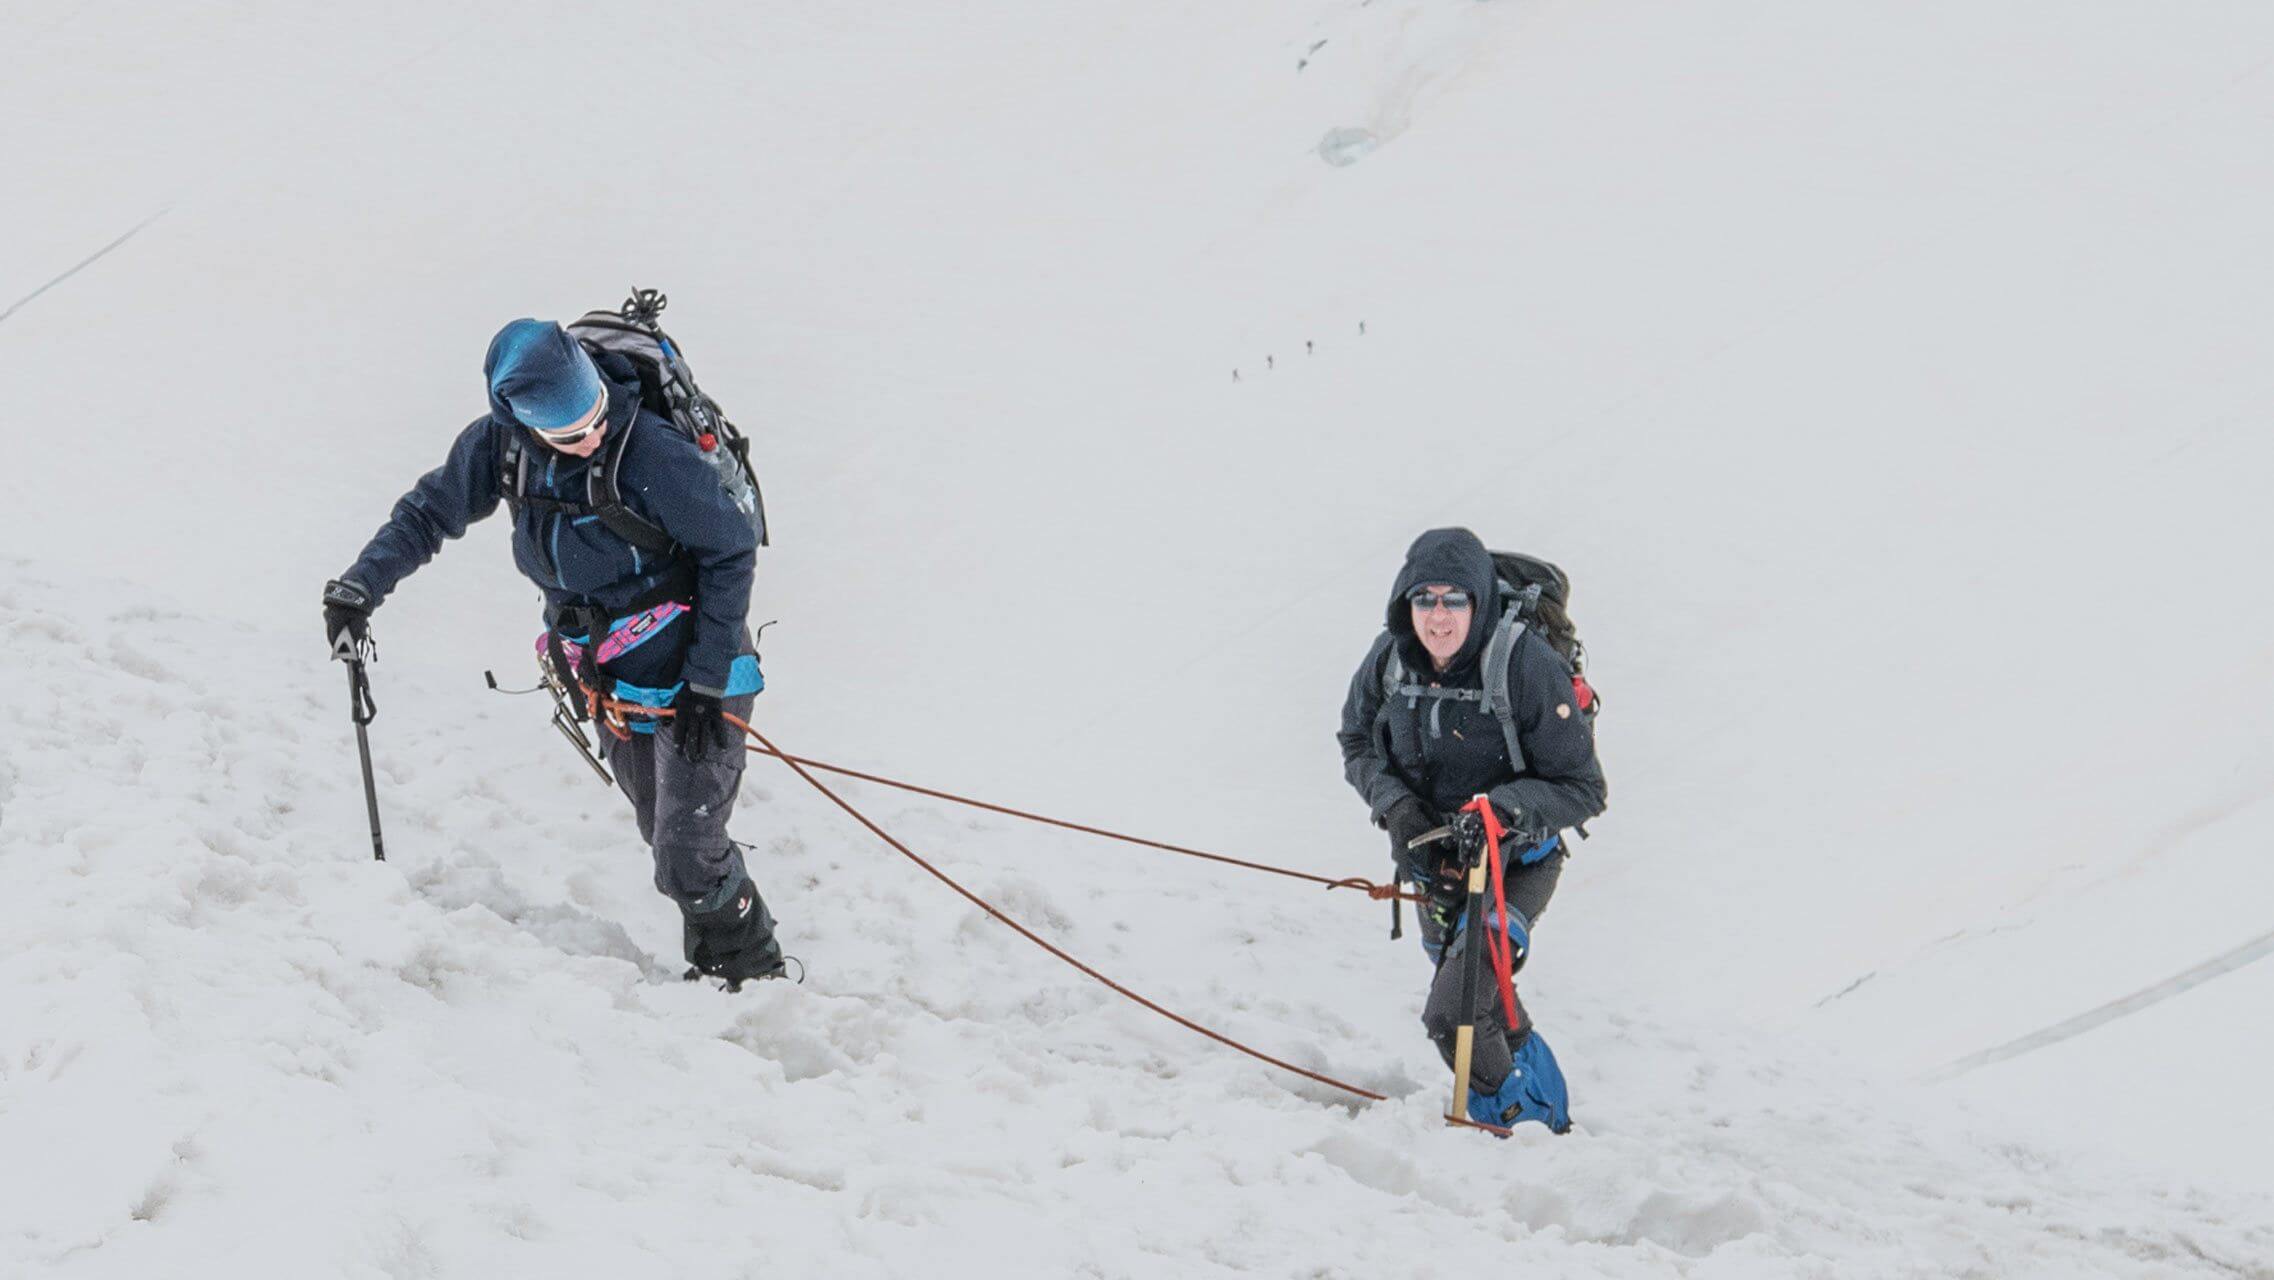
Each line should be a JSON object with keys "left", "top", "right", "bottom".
{"left": 1368, "top": 630, "right": 1406, "bottom": 750}
{"left": 585, "top": 418, "right": 677, "bottom": 554}
{"left": 498, "top": 423, "right": 526, "bottom": 503}
{"left": 1479, "top": 606, "right": 1529, "bottom": 775}
{"left": 497, "top": 422, "right": 599, "bottom": 517}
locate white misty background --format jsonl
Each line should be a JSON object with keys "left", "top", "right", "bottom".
{"left": 3, "top": 2, "right": 2271, "bottom": 1277}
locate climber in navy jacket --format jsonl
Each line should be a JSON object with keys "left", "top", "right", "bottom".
{"left": 323, "top": 318, "right": 783, "bottom": 985}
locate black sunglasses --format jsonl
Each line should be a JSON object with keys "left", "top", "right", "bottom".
{"left": 1408, "top": 589, "right": 1473, "bottom": 611}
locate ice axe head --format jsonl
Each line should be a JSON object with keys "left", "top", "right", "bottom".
{"left": 1451, "top": 809, "right": 1489, "bottom": 857}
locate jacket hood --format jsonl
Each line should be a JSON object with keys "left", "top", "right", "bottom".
{"left": 1385, "top": 527, "right": 1499, "bottom": 673}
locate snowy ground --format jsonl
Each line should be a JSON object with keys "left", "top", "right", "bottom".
{"left": 7, "top": 561, "right": 2267, "bottom": 1277}
{"left": 6, "top": 1, "right": 2274, "bottom": 1276}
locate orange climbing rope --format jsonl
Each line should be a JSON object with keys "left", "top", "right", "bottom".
{"left": 585, "top": 691, "right": 1402, "bottom": 1104}
{"left": 582, "top": 688, "right": 1418, "bottom": 901}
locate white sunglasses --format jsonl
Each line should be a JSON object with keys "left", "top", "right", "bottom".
{"left": 531, "top": 390, "right": 607, "bottom": 445}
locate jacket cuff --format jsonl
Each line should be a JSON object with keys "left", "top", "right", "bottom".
{"left": 1486, "top": 786, "right": 1547, "bottom": 840}
{"left": 326, "top": 576, "right": 377, "bottom": 609}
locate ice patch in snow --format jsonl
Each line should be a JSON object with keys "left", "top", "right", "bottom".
{"left": 1317, "top": 126, "right": 1383, "bottom": 168}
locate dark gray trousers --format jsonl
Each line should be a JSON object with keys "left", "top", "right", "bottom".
{"left": 600, "top": 689, "right": 757, "bottom": 910}
{"left": 1420, "top": 852, "right": 1563, "bottom": 1094}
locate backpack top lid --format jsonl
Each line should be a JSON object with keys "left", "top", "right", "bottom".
{"left": 565, "top": 292, "right": 735, "bottom": 449}
{"left": 1488, "top": 549, "right": 1585, "bottom": 674}
{"left": 566, "top": 313, "right": 676, "bottom": 418}
{"left": 1489, "top": 550, "right": 1569, "bottom": 610}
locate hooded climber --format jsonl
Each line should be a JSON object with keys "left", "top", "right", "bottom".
{"left": 1337, "top": 527, "right": 1607, "bottom": 1130}
{"left": 322, "top": 317, "right": 785, "bottom": 987}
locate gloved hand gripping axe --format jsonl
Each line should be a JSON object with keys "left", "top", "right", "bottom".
{"left": 322, "top": 579, "right": 385, "bottom": 863}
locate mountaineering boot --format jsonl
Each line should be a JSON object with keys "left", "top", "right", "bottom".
{"left": 681, "top": 873, "right": 785, "bottom": 990}
{"left": 1465, "top": 1028, "right": 1573, "bottom": 1134}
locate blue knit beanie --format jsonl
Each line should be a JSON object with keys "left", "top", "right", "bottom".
{"left": 484, "top": 319, "right": 605, "bottom": 430}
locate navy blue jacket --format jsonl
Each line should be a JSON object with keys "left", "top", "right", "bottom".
{"left": 1338, "top": 529, "right": 1607, "bottom": 837}
{"left": 340, "top": 356, "right": 757, "bottom": 694}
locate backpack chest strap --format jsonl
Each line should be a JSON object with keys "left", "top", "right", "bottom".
{"left": 500, "top": 421, "right": 676, "bottom": 554}
{"left": 1392, "top": 680, "right": 1478, "bottom": 741}
{"left": 1380, "top": 615, "right": 1530, "bottom": 762}
{"left": 1389, "top": 681, "right": 1481, "bottom": 703}
{"left": 513, "top": 492, "right": 590, "bottom": 516}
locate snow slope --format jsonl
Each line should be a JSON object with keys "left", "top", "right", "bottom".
{"left": 7, "top": 563, "right": 2269, "bottom": 1276}
{"left": 6, "top": 0, "right": 2274, "bottom": 1274}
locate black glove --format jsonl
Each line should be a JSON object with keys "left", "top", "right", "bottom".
{"left": 1384, "top": 796, "right": 1444, "bottom": 883}
{"left": 670, "top": 689, "right": 734, "bottom": 763}
{"left": 322, "top": 579, "right": 374, "bottom": 662}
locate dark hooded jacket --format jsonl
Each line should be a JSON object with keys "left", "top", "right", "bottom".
{"left": 1337, "top": 528, "right": 1606, "bottom": 837}
{"left": 338, "top": 350, "right": 758, "bottom": 694}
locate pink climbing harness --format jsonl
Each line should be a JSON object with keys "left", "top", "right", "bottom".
{"left": 538, "top": 600, "right": 690, "bottom": 672}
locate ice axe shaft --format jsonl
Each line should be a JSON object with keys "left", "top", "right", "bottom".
{"left": 345, "top": 658, "right": 385, "bottom": 862}
{"left": 1447, "top": 797, "right": 1504, "bottom": 1126}
{"left": 1448, "top": 845, "right": 1490, "bottom": 1119}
